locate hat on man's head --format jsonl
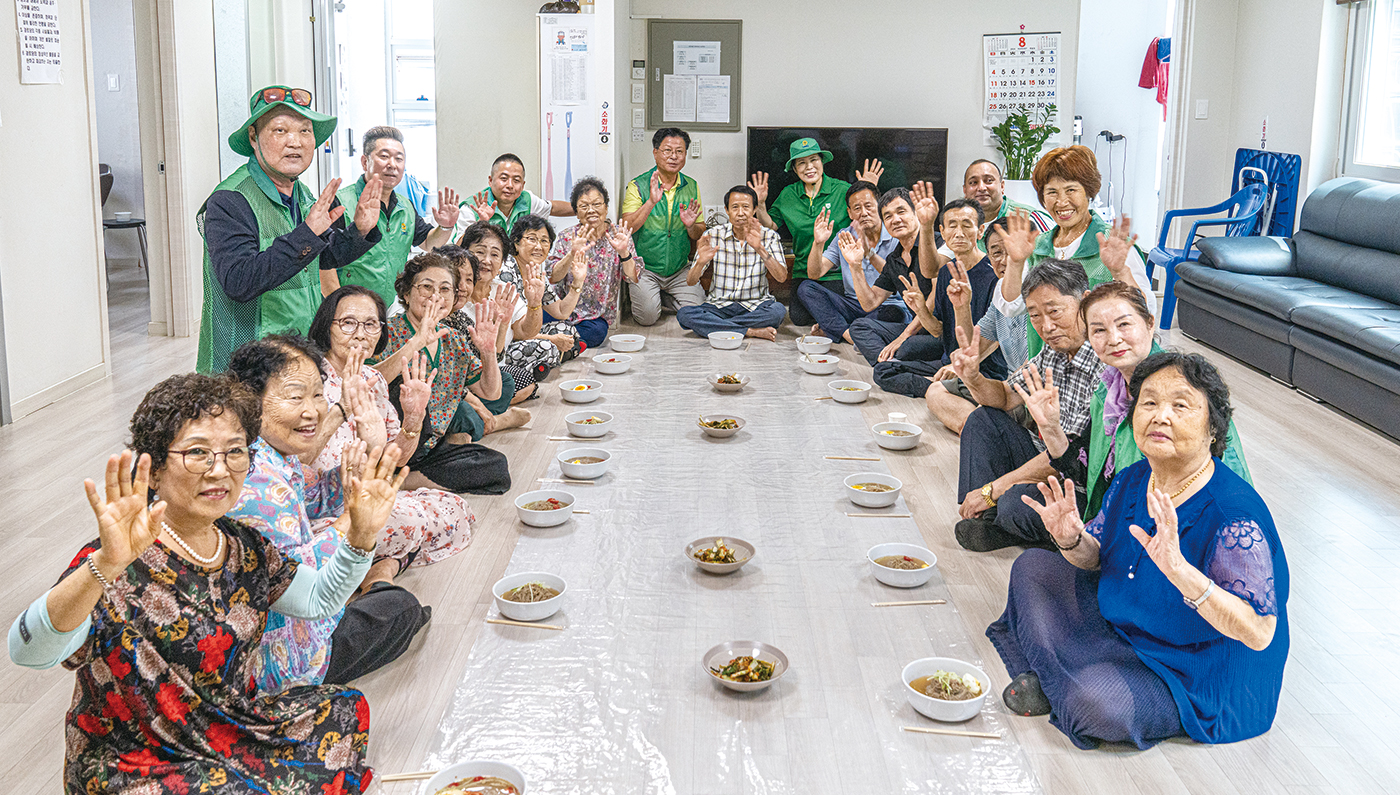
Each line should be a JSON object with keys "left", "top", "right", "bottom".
{"left": 784, "top": 137, "right": 834, "bottom": 173}
{"left": 228, "top": 85, "right": 337, "bottom": 158}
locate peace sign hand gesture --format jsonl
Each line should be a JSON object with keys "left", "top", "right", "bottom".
{"left": 1021, "top": 475, "right": 1087, "bottom": 550}
{"left": 949, "top": 324, "right": 983, "bottom": 382}
{"left": 84, "top": 450, "right": 166, "bottom": 573}
{"left": 432, "top": 187, "right": 461, "bottom": 229}
{"left": 945, "top": 258, "right": 972, "bottom": 309}
{"left": 1130, "top": 484, "right": 1201, "bottom": 581}
{"left": 897, "top": 272, "right": 926, "bottom": 313}
{"left": 305, "top": 178, "right": 346, "bottom": 236}
{"left": 911, "top": 180, "right": 940, "bottom": 231}
{"left": 747, "top": 171, "right": 770, "bottom": 204}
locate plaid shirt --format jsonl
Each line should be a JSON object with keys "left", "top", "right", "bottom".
{"left": 700, "top": 223, "right": 784, "bottom": 310}
{"left": 1007, "top": 340, "right": 1106, "bottom": 452}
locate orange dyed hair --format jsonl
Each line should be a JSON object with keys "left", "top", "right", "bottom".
{"left": 1031, "top": 145, "right": 1101, "bottom": 206}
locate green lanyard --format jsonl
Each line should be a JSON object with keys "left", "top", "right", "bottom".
{"left": 403, "top": 317, "right": 441, "bottom": 370}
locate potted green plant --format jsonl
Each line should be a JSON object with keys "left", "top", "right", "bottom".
{"left": 990, "top": 104, "right": 1060, "bottom": 205}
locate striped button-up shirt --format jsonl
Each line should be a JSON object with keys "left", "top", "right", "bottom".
{"left": 701, "top": 223, "right": 784, "bottom": 310}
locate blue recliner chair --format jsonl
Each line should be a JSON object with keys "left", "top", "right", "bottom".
{"left": 1148, "top": 181, "right": 1267, "bottom": 328}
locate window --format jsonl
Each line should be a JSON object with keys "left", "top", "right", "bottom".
{"left": 1344, "top": 0, "right": 1400, "bottom": 180}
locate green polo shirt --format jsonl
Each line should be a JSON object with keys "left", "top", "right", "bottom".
{"left": 336, "top": 176, "right": 432, "bottom": 306}
{"left": 769, "top": 175, "right": 851, "bottom": 281}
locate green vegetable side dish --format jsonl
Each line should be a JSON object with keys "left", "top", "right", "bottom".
{"left": 698, "top": 416, "right": 739, "bottom": 430}
{"left": 695, "top": 539, "right": 739, "bottom": 564}
{"left": 711, "top": 655, "right": 775, "bottom": 682}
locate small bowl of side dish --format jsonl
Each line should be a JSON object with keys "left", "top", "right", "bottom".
{"left": 697, "top": 414, "right": 746, "bottom": 438}
{"left": 424, "top": 759, "right": 528, "bottom": 795}
{"left": 559, "top": 379, "right": 603, "bottom": 403}
{"left": 492, "top": 571, "right": 568, "bottom": 622}
{"left": 608, "top": 333, "right": 645, "bottom": 352}
{"left": 872, "top": 421, "right": 923, "bottom": 451}
{"left": 703, "top": 640, "right": 790, "bottom": 693}
{"left": 901, "top": 656, "right": 992, "bottom": 722}
{"left": 844, "top": 472, "right": 903, "bottom": 508}
{"left": 556, "top": 447, "right": 611, "bottom": 480}
{"left": 799, "top": 355, "right": 840, "bottom": 375}
{"left": 707, "top": 372, "right": 750, "bottom": 393}
{"left": 866, "top": 542, "right": 938, "bottom": 588}
{"left": 685, "top": 536, "right": 756, "bottom": 575}
{"left": 592, "top": 353, "right": 632, "bottom": 375}
{"left": 708, "top": 331, "right": 744, "bottom": 350}
{"left": 564, "top": 410, "right": 613, "bottom": 438}
{"left": 828, "top": 379, "right": 872, "bottom": 403}
{"left": 513, "top": 489, "right": 575, "bottom": 527}
{"left": 796, "top": 335, "right": 833, "bottom": 354}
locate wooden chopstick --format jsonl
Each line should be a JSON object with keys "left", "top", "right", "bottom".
{"left": 548, "top": 436, "right": 600, "bottom": 441}
{"left": 573, "top": 509, "right": 590, "bottom": 514}
{"left": 537, "top": 477, "right": 594, "bottom": 485}
{"left": 813, "top": 396, "right": 833, "bottom": 400}
{"left": 901, "top": 726, "right": 1001, "bottom": 740}
{"left": 379, "top": 770, "right": 438, "bottom": 782}
{"left": 824, "top": 455, "right": 879, "bottom": 460}
{"left": 487, "top": 618, "right": 564, "bottom": 631}
{"left": 847, "top": 512, "right": 912, "bottom": 518}
{"left": 872, "top": 599, "right": 947, "bottom": 607}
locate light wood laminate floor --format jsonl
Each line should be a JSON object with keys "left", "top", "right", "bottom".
{"left": 2, "top": 260, "right": 1397, "bottom": 793}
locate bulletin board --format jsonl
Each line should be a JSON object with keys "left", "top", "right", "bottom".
{"left": 983, "top": 31, "right": 1061, "bottom": 144}
{"left": 645, "top": 19, "right": 742, "bottom": 132}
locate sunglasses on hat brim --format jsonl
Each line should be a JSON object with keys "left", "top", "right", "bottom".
{"left": 260, "top": 86, "right": 313, "bottom": 108}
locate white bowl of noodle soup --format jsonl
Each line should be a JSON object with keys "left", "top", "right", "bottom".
{"left": 564, "top": 410, "right": 613, "bottom": 438}
{"left": 844, "top": 472, "right": 902, "bottom": 508}
{"left": 872, "top": 421, "right": 923, "bottom": 451}
{"left": 424, "top": 758, "right": 527, "bottom": 794}
{"left": 609, "top": 333, "right": 645, "bottom": 352}
{"left": 796, "top": 335, "right": 832, "bottom": 354}
{"left": 492, "top": 571, "right": 567, "bottom": 623}
{"left": 901, "top": 656, "right": 991, "bottom": 723}
{"left": 866, "top": 542, "right": 937, "bottom": 588}
{"left": 514, "top": 490, "right": 575, "bottom": 527}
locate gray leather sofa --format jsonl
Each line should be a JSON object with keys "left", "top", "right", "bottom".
{"left": 1173, "top": 177, "right": 1400, "bottom": 439}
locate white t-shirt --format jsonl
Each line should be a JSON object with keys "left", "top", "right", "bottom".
{"left": 451, "top": 190, "right": 552, "bottom": 241}
{"left": 992, "top": 230, "right": 1155, "bottom": 319}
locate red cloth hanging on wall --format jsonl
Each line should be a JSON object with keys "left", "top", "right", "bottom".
{"left": 1139, "top": 37, "right": 1169, "bottom": 120}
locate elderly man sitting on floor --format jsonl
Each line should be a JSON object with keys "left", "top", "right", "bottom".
{"left": 677, "top": 185, "right": 789, "bottom": 342}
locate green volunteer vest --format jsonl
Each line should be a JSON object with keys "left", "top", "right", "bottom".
{"left": 196, "top": 160, "right": 320, "bottom": 373}
{"left": 1082, "top": 343, "right": 1254, "bottom": 519}
{"left": 459, "top": 188, "right": 539, "bottom": 235}
{"left": 337, "top": 176, "right": 415, "bottom": 307}
{"left": 630, "top": 167, "right": 699, "bottom": 277}
{"left": 1023, "top": 214, "right": 1146, "bottom": 358}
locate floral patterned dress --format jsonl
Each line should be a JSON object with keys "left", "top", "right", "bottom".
{"left": 544, "top": 222, "right": 642, "bottom": 327}
{"left": 227, "top": 442, "right": 345, "bottom": 694}
{"left": 59, "top": 520, "right": 372, "bottom": 794}
{"left": 315, "top": 360, "right": 475, "bottom": 567}
{"left": 377, "top": 315, "right": 482, "bottom": 455}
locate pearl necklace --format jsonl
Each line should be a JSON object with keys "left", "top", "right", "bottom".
{"left": 161, "top": 521, "right": 224, "bottom": 566}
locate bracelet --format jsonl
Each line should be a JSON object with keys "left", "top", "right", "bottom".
{"left": 618, "top": 253, "right": 633, "bottom": 262}
{"left": 980, "top": 483, "right": 998, "bottom": 509}
{"left": 1184, "top": 580, "right": 1216, "bottom": 610}
{"left": 87, "top": 556, "right": 113, "bottom": 590}
{"left": 342, "top": 540, "right": 374, "bottom": 560}
{"left": 1055, "top": 531, "right": 1083, "bottom": 551}
{"left": 527, "top": 304, "right": 542, "bottom": 310}
{"left": 400, "top": 428, "right": 420, "bottom": 439}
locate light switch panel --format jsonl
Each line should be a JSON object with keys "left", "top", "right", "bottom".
{"left": 631, "top": 83, "right": 645, "bottom": 103}
{"left": 633, "top": 108, "right": 645, "bottom": 128}
{"left": 1195, "top": 99, "right": 1209, "bottom": 120}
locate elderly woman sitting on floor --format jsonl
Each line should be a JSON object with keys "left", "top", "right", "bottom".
{"left": 988, "top": 351, "right": 1289, "bottom": 749}
{"left": 7, "top": 373, "right": 402, "bottom": 793}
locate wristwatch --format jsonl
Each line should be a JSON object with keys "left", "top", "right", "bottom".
{"left": 980, "top": 483, "right": 998, "bottom": 508}
{"left": 1184, "top": 581, "right": 1216, "bottom": 610}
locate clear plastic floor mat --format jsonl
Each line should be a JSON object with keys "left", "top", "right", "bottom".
{"left": 424, "top": 337, "right": 1041, "bottom": 794}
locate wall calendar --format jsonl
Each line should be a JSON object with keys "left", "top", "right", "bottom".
{"left": 983, "top": 31, "right": 1061, "bottom": 144}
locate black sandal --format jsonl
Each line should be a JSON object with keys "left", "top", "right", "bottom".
{"left": 1002, "top": 672, "right": 1052, "bottom": 717}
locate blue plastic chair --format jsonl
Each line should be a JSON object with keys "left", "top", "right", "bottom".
{"left": 1148, "top": 182, "right": 1267, "bottom": 328}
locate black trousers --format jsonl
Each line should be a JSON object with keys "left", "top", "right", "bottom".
{"left": 957, "top": 406, "right": 1051, "bottom": 544}
{"left": 324, "top": 582, "right": 427, "bottom": 684}
{"left": 390, "top": 378, "right": 512, "bottom": 495}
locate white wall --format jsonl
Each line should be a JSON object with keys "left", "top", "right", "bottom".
{"left": 91, "top": 0, "right": 145, "bottom": 259}
{"left": 0, "top": 0, "right": 110, "bottom": 415}
{"left": 1075, "top": 0, "right": 1169, "bottom": 244}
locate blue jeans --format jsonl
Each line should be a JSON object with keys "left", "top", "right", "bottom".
{"left": 848, "top": 315, "right": 944, "bottom": 366}
{"left": 677, "top": 300, "right": 786, "bottom": 337}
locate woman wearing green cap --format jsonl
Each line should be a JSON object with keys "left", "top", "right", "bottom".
{"left": 198, "top": 86, "right": 384, "bottom": 374}
{"left": 750, "top": 138, "right": 883, "bottom": 328}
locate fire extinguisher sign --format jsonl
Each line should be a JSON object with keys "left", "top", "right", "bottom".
{"left": 599, "top": 101, "right": 610, "bottom": 144}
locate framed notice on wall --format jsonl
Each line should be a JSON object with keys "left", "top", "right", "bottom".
{"left": 983, "top": 31, "right": 1060, "bottom": 144}
{"left": 646, "top": 19, "right": 741, "bottom": 132}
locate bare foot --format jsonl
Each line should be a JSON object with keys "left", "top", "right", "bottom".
{"left": 842, "top": 330, "right": 854, "bottom": 344}
{"left": 353, "top": 557, "right": 399, "bottom": 598}
{"left": 487, "top": 406, "right": 531, "bottom": 432}
{"left": 808, "top": 323, "right": 822, "bottom": 340}
{"left": 744, "top": 327, "right": 778, "bottom": 341}
{"left": 444, "top": 432, "right": 475, "bottom": 445}
{"left": 510, "top": 382, "right": 537, "bottom": 405}
{"left": 545, "top": 333, "right": 575, "bottom": 354}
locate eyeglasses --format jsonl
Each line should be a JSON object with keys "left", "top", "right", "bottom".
{"left": 168, "top": 447, "right": 252, "bottom": 474}
{"left": 334, "top": 317, "right": 382, "bottom": 335}
{"left": 519, "top": 234, "right": 552, "bottom": 247}
{"left": 576, "top": 201, "right": 607, "bottom": 212}
{"left": 413, "top": 282, "right": 455, "bottom": 297}
{"left": 261, "top": 86, "right": 313, "bottom": 107}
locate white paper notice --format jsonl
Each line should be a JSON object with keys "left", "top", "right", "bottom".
{"left": 696, "top": 75, "right": 730, "bottom": 124}
{"left": 549, "top": 25, "right": 589, "bottom": 104}
{"left": 15, "top": 0, "right": 62, "bottom": 84}
{"left": 663, "top": 74, "right": 696, "bottom": 123}
{"left": 673, "top": 40, "right": 720, "bottom": 75}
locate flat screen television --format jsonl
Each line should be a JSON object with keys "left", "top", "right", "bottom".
{"left": 746, "top": 126, "right": 949, "bottom": 246}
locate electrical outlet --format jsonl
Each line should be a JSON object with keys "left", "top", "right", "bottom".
{"left": 632, "top": 108, "right": 645, "bottom": 128}
{"left": 631, "top": 83, "right": 645, "bottom": 103}
{"left": 690, "top": 140, "right": 701, "bottom": 158}
{"left": 1195, "top": 99, "right": 1209, "bottom": 120}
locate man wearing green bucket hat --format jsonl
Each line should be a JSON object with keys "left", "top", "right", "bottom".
{"left": 197, "top": 85, "right": 382, "bottom": 373}
{"left": 750, "top": 137, "right": 884, "bottom": 328}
